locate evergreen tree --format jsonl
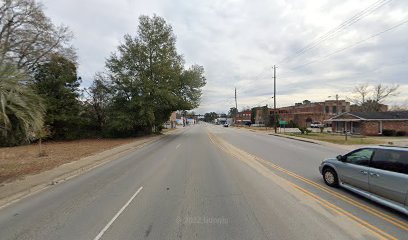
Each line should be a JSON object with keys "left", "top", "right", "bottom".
{"left": 105, "top": 15, "right": 205, "bottom": 135}
{"left": 33, "top": 55, "right": 81, "bottom": 139}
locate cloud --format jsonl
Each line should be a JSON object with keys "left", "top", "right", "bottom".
{"left": 40, "top": 0, "right": 408, "bottom": 113}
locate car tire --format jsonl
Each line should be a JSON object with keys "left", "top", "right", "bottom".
{"left": 323, "top": 167, "right": 339, "bottom": 187}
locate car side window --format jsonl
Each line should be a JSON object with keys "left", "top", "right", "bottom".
{"left": 344, "top": 149, "right": 373, "bottom": 166}
{"left": 371, "top": 149, "right": 408, "bottom": 174}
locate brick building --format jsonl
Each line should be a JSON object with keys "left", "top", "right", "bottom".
{"left": 235, "top": 110, "right": 252, "bottom": 124}
{"left": 270, "top": 100, "right": 351, "bottom": 127}
{"left": 254, "top": 107, "right": 266, "bottom": 124}
{"left": 327, "top": 112, "right": 408, "bottom": 136}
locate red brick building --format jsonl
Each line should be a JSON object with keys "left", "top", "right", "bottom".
{"left": 270, "top": 100, "right": 350, "bottom": 127}
{"left": 235, "top": 110, "right": 252, "bottom": 124}
{"left": 328, "top": 112, "right": 408, "bottom": 136}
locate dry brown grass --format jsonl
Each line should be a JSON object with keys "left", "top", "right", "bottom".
{"left": 0, "top": 138, "right": 147, "bottom": 184}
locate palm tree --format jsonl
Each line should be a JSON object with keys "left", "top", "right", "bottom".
{"left": 0, "top": 64, "right": 45, "bottom": 146}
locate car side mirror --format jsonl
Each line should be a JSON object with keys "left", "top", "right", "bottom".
{"left": 336, "top": 155, "right": 344, "bottom": 161}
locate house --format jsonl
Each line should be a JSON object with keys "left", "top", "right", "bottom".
{"left": 327, "top": 111, "right": 408, "bottom": 136}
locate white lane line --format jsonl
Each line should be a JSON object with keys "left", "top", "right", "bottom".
{"left": 176, "top": 143, "right": 181, "bottom": 149}
{"left": 93, "top": 186, "right": 143, "bottom": 240}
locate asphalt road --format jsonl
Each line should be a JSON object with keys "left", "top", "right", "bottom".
{"left": 0, "top": 124, "right": 406, "bottom": 240}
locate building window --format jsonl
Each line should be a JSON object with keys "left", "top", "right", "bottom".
{"left": 332, "top": 106, "right": 337, "bottom": 114}
{"left": 325, "top": 106, "right": 329, "bottom": 113}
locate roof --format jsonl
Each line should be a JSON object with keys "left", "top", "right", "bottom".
{"left": 357, "top": 145, "right": 408, "bottom": 151}
{"left": 328, "top": 111, "right": 408, "bottom": 121}
{"left": 350, "top": 111, "right": 408, "bottom": 120}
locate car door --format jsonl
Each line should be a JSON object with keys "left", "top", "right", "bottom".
{"left": 369, "top": 149, "right": 408, "bottom": 205}
{"left": 337, "top": 148, "right": 373, "bottom": 191}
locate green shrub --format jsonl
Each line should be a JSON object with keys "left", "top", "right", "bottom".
{"left": 319, "top": 126, "right": 324, "bottom": 133}
{"left": 382, "top": 129, "right": 396, "bottom": 136}
{"left": 288, "top": 120, "right": 298, "bottom": 128}
{"left": 298, "top": 127, "right": 311, "bottom": 134}
{"left": 396, "top": 131, "right": 406, "bottom": 136}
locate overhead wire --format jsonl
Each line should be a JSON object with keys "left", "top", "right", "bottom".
{"left": 248, "top": 96, "right": 274, "bottom": 109}
{"left": 291, "top": 18, "right": 408, "bottom": 70}
{"left": 279, "top": 0, "right": 392, "bottom": 64}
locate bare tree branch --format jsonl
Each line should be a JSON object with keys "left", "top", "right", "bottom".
{"left": 372, "top": 83, "right": 399, "bottom": 103}
{"left": 348, "top": 83, "right": 400, "bottom": 112}
{"left": 0, "top": 0, "right": 75, "bottom": 72}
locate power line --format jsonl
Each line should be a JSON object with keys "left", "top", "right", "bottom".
{"left": 291, "top": 18, "right": 408, "bottom": 70}
{"left": 343, "top": 57, "right": 408, "bottom": 80}
{"left": 280, "top": 0, "right": 391, "bottom": 63}
{"left": 200, "top": 96, "right": 234, "bottom": 106}
{"left": 248, "top": 96, "right": 274, "bottom": 109}
{"left": 200, "top": 68, "right": 272, "bottom": 109}
{"left": 241, "top": 67, "right": 271, "bottom": 88}
{"left": 240, "top": 68, "right": 273, "bottom": 94}
{"left": 279, "top": 56, "right": 408, "bottom": 82}
{"left": 280, "top": 0, "right": 392, "bottom": 64}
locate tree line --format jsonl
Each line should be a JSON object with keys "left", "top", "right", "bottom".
{"left": 0, "top": 0, "right": 205, "bottom": 147}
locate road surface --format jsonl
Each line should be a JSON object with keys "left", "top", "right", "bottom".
{"left": 0, "top": 124, "right": 406, "bottom": 240}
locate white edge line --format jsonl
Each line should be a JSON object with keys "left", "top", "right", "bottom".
{"left": 93, "top": 186, "right": 143, "bottom": 240}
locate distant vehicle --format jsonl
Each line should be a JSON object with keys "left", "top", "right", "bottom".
{"left": 223, "top": 123, "right": 229, "bottom": 127}
{"left": 319, "top": 146, "right": 408, "bottom": 215}
{"left": 310, "top": 121, "right": 324, "bottom": 128}
{"left": 244, "top": 121, "right": 252, "bottom": 126}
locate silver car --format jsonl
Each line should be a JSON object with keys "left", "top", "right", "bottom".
{"left": 319, "top": 146, "right": 408, "bottom": 215}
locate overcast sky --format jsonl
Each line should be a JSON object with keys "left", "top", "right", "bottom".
{"left": 41, "top": 0, "right": 408, "bottom": 114}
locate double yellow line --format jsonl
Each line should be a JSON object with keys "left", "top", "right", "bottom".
{"left": 207, "top": 131, "right": 404, "bottom": 240}
{"left": 287, "top": 182, "right": 397, "bottom": 240}
{"left": 254, "top": 155, "right": 408, "bottom": 231}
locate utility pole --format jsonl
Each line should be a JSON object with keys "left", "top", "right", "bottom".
{"left": 328, "top": 94, "right": 340, "bottom": 115}
{"left": 235, "top": 87, "right": 238, "bottom": 111}
{"left": 234, "top": 87, "right": 238, "bottom": 125}
{"left": 335, "top": 94, "right": 339, "bottom": 114}
{"left": 273, "top": 65, "right": 277, "bottom": 133}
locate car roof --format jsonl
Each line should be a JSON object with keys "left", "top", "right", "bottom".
{"left": 357, "top": 145, "right": 408, "bottom": 151}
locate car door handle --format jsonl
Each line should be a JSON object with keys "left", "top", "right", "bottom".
{"left": 369, "top": 173, "right": 380, "bottom": 177}
{"left": 360, "top": 170, "right": 368, "bottom": 175}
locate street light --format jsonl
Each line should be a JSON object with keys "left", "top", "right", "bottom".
{"left": 328, "top": 94, "right": 339, "bottom": 115}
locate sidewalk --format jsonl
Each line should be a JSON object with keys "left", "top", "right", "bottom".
{"left": 0, "top": 128, "right": 181, "bottom": 209}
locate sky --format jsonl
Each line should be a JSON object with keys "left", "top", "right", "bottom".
{"left": 40, "top": 0, "right": 408, "bottom": 114}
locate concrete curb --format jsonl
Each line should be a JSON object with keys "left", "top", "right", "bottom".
{"left": 267, "top": 133, "right": 320, "bottom": 145}
{"left": 0, "top": 128, "right": 182, "bottom": 209}
{"left": 232, "top": 127, "right": 320, "bottom": 145}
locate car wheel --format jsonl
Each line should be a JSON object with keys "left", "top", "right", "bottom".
{"left": 323, "top": 168, "right": 339, "bottom": 187}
